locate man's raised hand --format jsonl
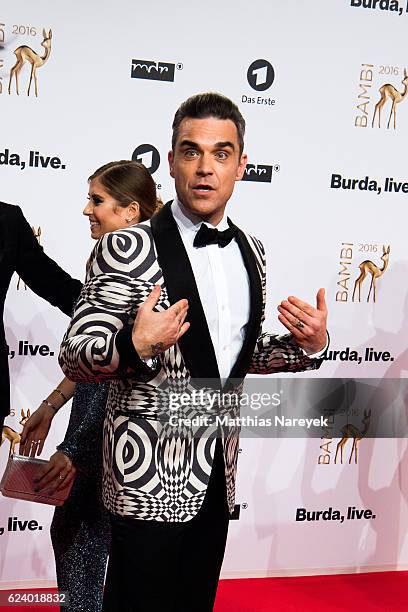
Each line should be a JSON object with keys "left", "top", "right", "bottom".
{"left": 277, "top": 288, "right": 328, "bottom": 355}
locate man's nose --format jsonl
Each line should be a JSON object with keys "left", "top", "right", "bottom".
{"left": 196, "top": 153, "right": 213, "bottom": 176}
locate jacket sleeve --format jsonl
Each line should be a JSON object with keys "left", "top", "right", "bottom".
{"left": 59, "top": 228, "right": 158, "bottom": 382}
{"left": 248, "top": 238, "right": 323, "bottom": 375}
{"left": 248, "top": 332, "right": 322, "bottom": 374}
{"left": 14, "top": 206, "right": 82, "bottom": 316}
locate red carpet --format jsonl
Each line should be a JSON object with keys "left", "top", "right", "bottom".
{"left": 0, "top": 572, "right": 407, "bottom": 611}
{"left": 215, "top": 571, "right": 408, "bottom": 611}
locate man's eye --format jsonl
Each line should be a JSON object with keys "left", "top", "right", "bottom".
{"left": 216, "top": 151, "right": 228, "bottom": 160}
{"left": 184, "top": 149, "right": 198, "bottom": 158}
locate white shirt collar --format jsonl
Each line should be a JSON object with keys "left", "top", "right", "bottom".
{"left": 171, "top": 197, "right": 229, "bottom": 242}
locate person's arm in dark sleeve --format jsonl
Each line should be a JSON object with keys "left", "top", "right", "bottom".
{"left": 14, "top": 206, "right": 82, "bottom": 315}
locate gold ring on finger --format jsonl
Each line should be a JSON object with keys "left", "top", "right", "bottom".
{"left": 295, "top": 319, "right": 305, "bottom": 330}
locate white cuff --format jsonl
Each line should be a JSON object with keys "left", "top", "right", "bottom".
{"left": 301, "top": 332, "right": 329, "bottom": 359}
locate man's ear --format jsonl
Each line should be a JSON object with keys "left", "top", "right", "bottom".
{"left": 235, "top": 153, "right": 248, "bottom": 181}
{"left": 168, "top": 150, "right": 175, "bottom": 178}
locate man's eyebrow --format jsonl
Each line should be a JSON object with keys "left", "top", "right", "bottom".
{"left": 178, "top": 140, "right": 236, "bottom": 150}
{"left": 179, "top": 140, "right": 200, "bottom": 148}
{"left": 215, "top": 141, "right": 235, "bottom": 150}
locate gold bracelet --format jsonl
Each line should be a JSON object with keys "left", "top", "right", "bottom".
{"left": 54, "top": 388, "right": 68, "bottom": 403}
{"left": 42, "top": 398, "right": 60, "bottom": 412}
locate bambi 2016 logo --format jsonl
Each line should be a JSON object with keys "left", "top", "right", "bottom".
{"left": 317, "top": 383, "right": 372, "bottom": 467}
{"left": 354, "top": 63, "right": 408, "bottom": 130}
{"left": 1, "top": 410, "right": 30, "bottom": 457}
{"left": 319, "top": 410, "right": 371, "bottom": 466}
{"left": 8, "top": 28, "right": 52, "bottom": 97}
{"left": 336, "top": 243, "right": 390, "bottom": 303}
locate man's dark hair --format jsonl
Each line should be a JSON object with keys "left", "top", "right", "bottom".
{"left": 172, "top": 92, "right": 245, "bottom": 155}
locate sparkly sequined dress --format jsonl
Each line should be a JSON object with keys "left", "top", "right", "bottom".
{"left": 50, "top": 381, "right": 110, "bottom": 612}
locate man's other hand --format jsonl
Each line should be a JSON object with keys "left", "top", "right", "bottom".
{"left": 278, "top": 288, "right": 328, "bottom": 355}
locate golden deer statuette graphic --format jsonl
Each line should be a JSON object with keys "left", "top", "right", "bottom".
{"left": 0, "top": 409, "right": 31, "bottom": 457}
{"left": 372, "top": 68, "right": 408, "bottom": 129}
{"left": 8, "top": 28, "right": 52, "bottom": 97}
{"left": 352, "top": 245, "right": 390, "bottom": 303}
{"left": 334, "top": 409, "right": 371, "bottom": 465}
{"left": 17, "top": 226, "right": 41, "bottom": 290}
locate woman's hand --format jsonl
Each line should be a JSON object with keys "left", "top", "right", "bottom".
{"left": 20, "top": 403, "right": 55, "bottom": 457}
{"left": 34, "top": 451, "right": 76, "bottom": 494}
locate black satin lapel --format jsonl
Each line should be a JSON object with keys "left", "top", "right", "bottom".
{"left": 150, "top": 202, "right": 220, "bottom": 381}
{"left": 229, "top": 226, "right": 263, "bottom": 380}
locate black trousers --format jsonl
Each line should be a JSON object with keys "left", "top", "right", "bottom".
{"left": 103, "top": 439, "right": 230, "bottom": 612}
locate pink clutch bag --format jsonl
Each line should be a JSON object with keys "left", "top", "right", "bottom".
{"left": 0, "top": 454, "right": 74, "bottom": 506}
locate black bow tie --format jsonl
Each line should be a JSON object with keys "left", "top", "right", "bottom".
{"left": 193, "top": 223, "right": 237, "bottom": 248}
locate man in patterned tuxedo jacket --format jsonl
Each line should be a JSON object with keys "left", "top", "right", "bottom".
{"left": 59, "top": 93, "right": 328, "bottom": 612}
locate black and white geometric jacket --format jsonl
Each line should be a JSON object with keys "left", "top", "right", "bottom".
{"left": 59, "top": 203, "right": 321, "bottom": 522}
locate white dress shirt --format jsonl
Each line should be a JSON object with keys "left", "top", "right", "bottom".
{"left": 171, "top": 198, "right": 327, "bottom": 379}
{"left": 172, "top": 198, "right": 250, "bottom": 380}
